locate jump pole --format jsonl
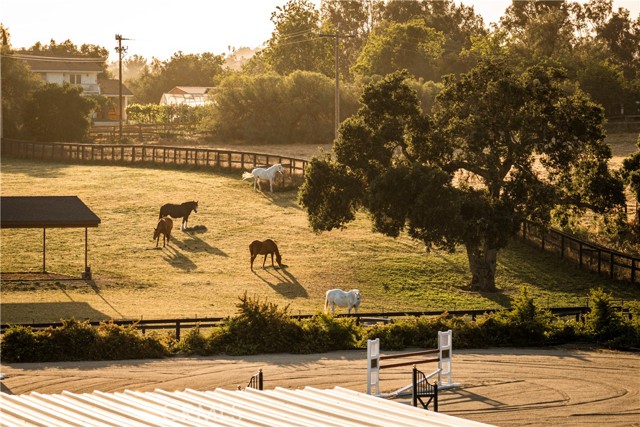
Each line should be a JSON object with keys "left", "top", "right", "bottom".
{"left": 367, "top": 329, "right": 459, "bottom": 396}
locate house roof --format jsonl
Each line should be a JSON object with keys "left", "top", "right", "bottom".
{"left": 22, "top": 56, "right": 104, "bottom": 73}
{"left": 0, "top": 196, "right": 101, "bottom": 228}
{"left": 0, "top": 387, "right": 493, "bottom": 427}
{"left": 99, "top": 79, "right": 134, "bottom": 96}
{"left": 169, "top": 86, "right": 214, "bottom": 95}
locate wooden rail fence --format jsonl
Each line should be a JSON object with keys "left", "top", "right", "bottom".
{"left": 1, "top": 139, "right": 308, "bottom": 185}
{"left": 521, "top": 220, "right": 640, "bottom": 284}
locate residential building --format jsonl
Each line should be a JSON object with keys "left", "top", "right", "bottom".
{"left": 22, "top": 55, "right": 134, "bottom": 124}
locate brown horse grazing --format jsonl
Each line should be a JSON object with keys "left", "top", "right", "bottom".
{"left": 249, "top": 239, "right": 283, "bottom": 271}
{"left": 154, "top": 217, "right": 173, "bottom": 247}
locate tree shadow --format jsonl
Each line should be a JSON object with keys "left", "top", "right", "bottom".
{"left": 162, "top": 245, "right": 197, "bottom": 271}
{"left": 253, "top": 268, "right": 308, "bottom": 298}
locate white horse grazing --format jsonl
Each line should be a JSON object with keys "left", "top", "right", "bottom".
{"left": 324, "top": 289, "right": 362, "bottom": 315}
{"left": 242, "top": 164, "right": 285, "bottom": 193}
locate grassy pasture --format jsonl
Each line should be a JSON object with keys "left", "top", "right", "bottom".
{"left": 1, "top": 152, "right": 639, "bottom": 324}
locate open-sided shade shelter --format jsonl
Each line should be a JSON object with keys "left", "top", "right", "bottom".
{"left": 0, "top": 196, "right": 101, "bottom": 277}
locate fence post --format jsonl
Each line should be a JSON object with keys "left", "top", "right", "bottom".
{"left": 560, "top": 235, "right": 565, "bottom": 258}
{"left": 610, "top": 253, "right": 614, "bottom": 279}
{"left": 175, "top": 320, "right": 181, "bottom": 341}
{"left": 579, "top": 242, "right": 583, "bottom": 267}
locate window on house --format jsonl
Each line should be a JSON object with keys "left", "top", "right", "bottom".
{"left": 69, "top": 74, "right": 82, "bottom": 84}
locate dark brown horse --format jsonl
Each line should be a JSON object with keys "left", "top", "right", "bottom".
{"left": 153, "top": 217, "right": 173, "bottom": 247}
{"left": 159, "top": 201, "right": 198, "bottom": 231}
{"left": 250, "top": 239, "right": 283, "bottom": 271}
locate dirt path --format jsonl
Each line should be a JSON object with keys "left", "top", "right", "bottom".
{"left": 1, "top": 347, "right": 639, "bottom": 427}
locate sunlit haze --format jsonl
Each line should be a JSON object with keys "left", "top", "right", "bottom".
{"left": 2, "top": 0, "right": 639, "bottom": 61}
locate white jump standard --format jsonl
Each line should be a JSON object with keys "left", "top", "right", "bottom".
{"left": 367, "top": 329, "right": 460, "bottom": 397}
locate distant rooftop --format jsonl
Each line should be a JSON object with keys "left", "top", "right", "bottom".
{"left": 21, "top": 55, "right": 105, "bottom": 73}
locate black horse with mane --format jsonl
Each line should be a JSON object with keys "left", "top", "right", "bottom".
{"left": 159, "top": 201, "right": 198, "bottom": 231}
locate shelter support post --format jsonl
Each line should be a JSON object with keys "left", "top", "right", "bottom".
{"left": 42, "top": 227, "right": 46, "bottom": 272}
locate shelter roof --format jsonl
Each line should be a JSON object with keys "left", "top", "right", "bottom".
{"left": 0, "top": 387, "right": 493, "bottom": 427}
{"left": 0, "top": 196, "right": 101, "bottom": 228}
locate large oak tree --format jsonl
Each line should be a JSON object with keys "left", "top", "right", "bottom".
{"left": 299, "top": 61, "right": 624, "bottom": 292}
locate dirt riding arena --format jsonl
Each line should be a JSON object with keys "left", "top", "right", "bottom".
{"left": 1, "top": 346, "right": 639, "bottom": 427}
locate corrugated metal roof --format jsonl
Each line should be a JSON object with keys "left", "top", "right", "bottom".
{"left": 0, "top": 387, "right": 494, "bottom": 427}
{"left": 0, "top": 196, "right": 101, "bottom": 228}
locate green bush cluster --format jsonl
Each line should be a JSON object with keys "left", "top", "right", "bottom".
{"left": 173, "top": 293, "right": 360, "bottom": 356}
{"left": 2, "top": 289, "right": 637, "bottom": 363}
{"left": 1, "top": 319, "right": 168, "bottom": 362}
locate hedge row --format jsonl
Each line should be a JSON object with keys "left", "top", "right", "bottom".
{"left": 2, "top": 289, "right": 638, "bottom": 363}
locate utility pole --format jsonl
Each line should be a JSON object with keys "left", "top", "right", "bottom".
{"left": 0, "top": 28, "right": 7, "bottom": 141}
{"left": 319, "top": 27, "right": 354, "bottom": 141}
{"left": 115, "top": 34, "right": 129, "bottom": 141}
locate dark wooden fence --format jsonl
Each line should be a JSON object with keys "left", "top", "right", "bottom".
{"left": 1, "top": 306, "right": 632, "bottom": 339}
{"left": 1, "top": 139, "right": 308, "bottom": 184}
{"left": 521, "top": 220, "right": 640, "bottom": 284}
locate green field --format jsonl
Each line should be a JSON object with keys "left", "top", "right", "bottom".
{"left": 1, "top": 157, "right": 639, "bottom": 324}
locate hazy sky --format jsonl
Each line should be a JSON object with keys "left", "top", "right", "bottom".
{"left": 2, "top": 0, "right": 639, "bottom": 62}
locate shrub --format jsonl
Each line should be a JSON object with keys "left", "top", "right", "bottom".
{"left": 95, "top": 322, "right": 167, "bottom": 360}
{"left": 0, "top": 319, "right": 167, "bottom": 362}
{"left": 174, "top": 327, "right": 211, "bottom": 355}
{"left": 295, "top": 314, "right": 360, "bottom": 353}
{"left": 0, "top": 325, "right": 45, "bottom": 362}
{"left": 491, "top": 287, "right": 554, "bottom": 346}
{"left": 209, "top": 293, "right": 302, "bottom": 355}
{"left": 585, "top": 288, "right": 640, "bottom": 348}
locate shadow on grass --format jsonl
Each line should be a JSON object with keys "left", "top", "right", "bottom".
{"left": 253, "top": 267, "right": 308, "bottom": 298}
{"left": 1, "top": 158, "right": 71, "bottom": 178}
{"left": 162, "top": 245, "right": 197, "bottom": 271}
{"left": 499, "top": 240, "right": 640, "bottom": 300}
{"left": 0, "top": 302, "right": 111, "bottom": 324}
{"left": 176, "top": 226, "right": 228, "bottom": 257}
{"left": 86, "top": 280, "right": 126, "bottom": 319}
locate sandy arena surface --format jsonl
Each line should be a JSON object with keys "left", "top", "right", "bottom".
{"left": 1, "top": 346, "right": 639, "bottom": 427}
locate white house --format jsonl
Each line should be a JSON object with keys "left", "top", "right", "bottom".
{"left": 22, "top": 55, "right": 134, "bottom": 123}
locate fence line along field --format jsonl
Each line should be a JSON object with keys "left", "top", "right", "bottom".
{"left": 1, "top": 158, "right": 639, "bottom": 324}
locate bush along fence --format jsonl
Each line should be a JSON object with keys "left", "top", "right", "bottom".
{"left": 520, "top": 220, "right": 640, "bottom": 284}
{"left": 0, "top": 139, "right": 308, "bottom": 188}
{"left": 1, "top": 305, "right": 633, "bottom": 340}
{"left": 1, "top": 290, "right": 638, "bottom": 363}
